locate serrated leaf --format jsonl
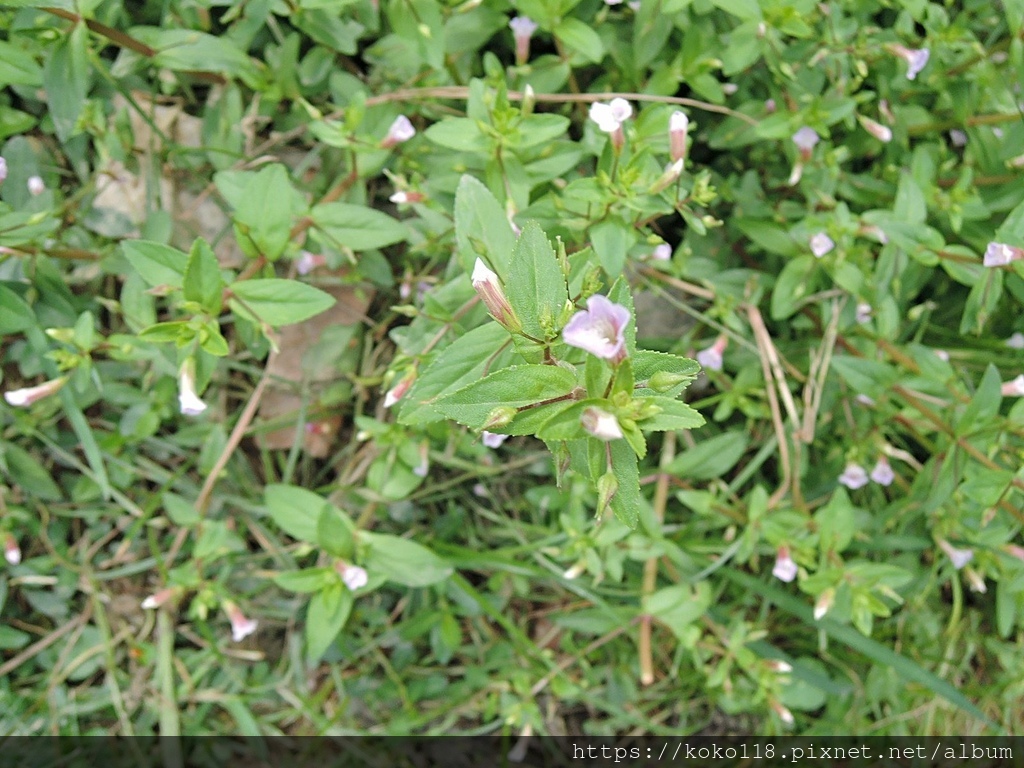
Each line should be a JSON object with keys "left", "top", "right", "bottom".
{"left": 230, "top": 279, "right": 335, "bottom": 326}
{"left": 434, "top": 365, "right": 577, "bottom": 429}
{"left": 311, "top": 202, "right": 408, "bottom": 251}
{"left": 636, "top": 398, "right": 706, "bottom": 431}
{"left": 609, "top": 439, "right": 640, "bottom": 529}
{"left": 363, "top": 533, "right": 452, "bottom": 587}
{"left": 122, "top": 241, "right": 188, "bottom": 289}
{"left": 633, "top": 350, "right": 700, "bottom": 397}
{"left": 399, "top": 323, "right": 514, "bottom": 426}
{"left": 507, "top": 222, "right": 569, "bottom": 340}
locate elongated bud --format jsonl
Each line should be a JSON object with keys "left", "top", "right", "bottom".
{"left": 178, "top": 360, "right": 207, "bottom": 416}
{"left": 857, "top": 115, "right": 892, "bottom": 143}
{"left": 813, "top": 587, "right": 835, "bottom": 620}
{"left": 4, "top": 376, "right": 68, "bottom": 408}
{"left": 472, "top": 258, "right": 522, "bottom": 333}
{"left": 483, "top": 406, "right": 517, "bottom": 430}
{"left": 648, "top": 370, "right": 692, "bottom": 392}
{"left": 4, "top": 533, "right": 20, "bottom": 565}
{"left": 648, "top": 158, "right": 684, "bottom": 194}
{"left": 384, "top": 368, "right": 417, "bottom": 408}
{"left": 509, "top": 16, "right": 538, "bottom": 66}
{"left": 669, "top": 110, "right": 689, "bottom": 163}
{"left": 141, "top": 587, "right": 178, "bottom": 610}
{"left": 581, "top": 406, "right": 623, "bottom": 441}
{"left": 223, "top": 600, "right": 258, "bottom": 642}
{"left": 596, "top": 470, "right": 618, "bottom": 517}
{"left": 521, "top": 84, "right": 535, "bottom": 117}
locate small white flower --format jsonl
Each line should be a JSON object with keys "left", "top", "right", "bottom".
{"left": 4, "top": 534, "right": 20, "bottom": 565}
{"left": 856, "top": 303, "right": 872, "bottom": 324}
{"left": 472, "top": 258, "right": 521, "bottom": 332}
{"left": 898, "top": 46, "right": 930, "bottom": 80}
{"left": 870, "top": 457, "right": 895, "bottom": 486}
{"left": 27, "top": 176, "right": 44, "bottom": 196}
{"left": 934, "top": 349, "right": 950, "bottom": 362}
{"left": 1005, "top": 332, "right": 1024, "bottom": 349}
{"left": 562, "top": 294, "right": 631, "bottom": 362}
{"left": 581, "top": 406, "right": 623, "bottom": 441}
{"left": 765, "top": 99, "right": 777, "bottom": 113}
{"left": 339, "top": 564, "right": 369, "bottom": 591}
{"left": 508, "top": 15, "right": 538, "bottom": 37}
{"left": 224, "top": 602, "right": 258, "bottom": 642}
{"left": 949, "top": 129, "right": 968, "bottom": 147}
{"left": 696, "top": 347, "right": 722, "bottom": 372}
{"left": 482, "top": 431, "right": 509, "bottom": 449}
{"left": 810, "top": 232, "right": 835, "bottom": 258}
{"left": 563, "top": 562, "right": 586, "bottom": 579}
{"left": 589, "top": 98, "right": 632, "bottom": 133}
{"left": 772, "top": 549, "right": 798, "bottom": 583}
{"left": 295, "top": 250, "right": 325, "bottom": 275}
{"left": 855, "top": 394, "right": 876, "bottom": 407}
{"left": 858, "top": 115, "right": 892, "bottom": 143}
{"left": 178, "top": 361, "right": 207, "bottom": 416}
{"left": 141, "top": 588, "right": 176, "bottom": 610}
{"left": 0, "top": 156, "right": 7, "bottom": 183}
{"left": 1001, "top": 375, "right": 1024, "bottom": 397}
{"left": 838, "top": 463, "right": 869, "bottom": 489}
{"left": 651, "top": 243, "right": 672, "bottom": 261}
{"left": 4, "top": 377, "right": 67, "bottom": 408}
{"left": 813, "top": 588, "right": 834, "bottom": 620}
{"left": 722, "top": 83, "right": 738, "bottom": 95}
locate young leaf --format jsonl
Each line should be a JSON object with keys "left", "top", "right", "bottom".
{"left": 635, "top": 398, "right": 706, "bottom": 432}
{"left": 265, "top": 484, "right": 354, "bottom": 543}
{"left": 362, "top": 533, "right": 453, "bottom": 587}
{"left": 230, "top": 164, "right": 294, "bottom": 260}
{"left": 311, "top": 202, "right": 407, "bottom": 251}
{"left": 183, "top": 239, "right": 224, "bottom": 314}
{"left": 506, "top": 222, "right": 569, "bottom": 341}
{"left": 433, "top": 365, "right": 577, "bottom": 429}
{"left": 305, "top": 583, "right": 353, "bottom": 662}
{"left": 274, "top": 568, "right": 337, "bottom": 593}
{"left": 229, "top": 279, "right": 336, "bottom": 326}
{"left": 122, "top": 241, "right": 189, "bottom": 289}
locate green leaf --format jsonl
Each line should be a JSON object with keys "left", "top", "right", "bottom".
{"left": 0, "top": 41, "right": 43, "bottom": 87}
{"left": 636, "top": 397, "right": 706, "bottom": 432}
{"left": 305, "top": 583, "right": 353, "bottom": 662}
{"left": 535, "top": 399, "right": 606, "bottom": 441}
{"left": 633, "top": 351, "right": 700, "bottom": 397}
{"left": 554, "top": 17, "right": 605, "bottom": 63}
{"left": 229, "top": 279, "right": 335, "bottom": 327}
{"left": 183, "top": 239, "right": 224, "bottom": 314}
{"left": 121, "top": 241, "right": 188, "bottom": 289}
{"left": 609, "top": 439, "right": 641, "bottom": 529}
{"left": 433, "top": 365, "right": 577, "bottom": 429}
{"left": 590, "top": 218, "right": 635, "bottom": 276}
{"left": 454, "top": 175, "right": 516, "bottom": 280}
{"left": 43, "top": 24, "right": 89, "bottom": 143}
{"left": 722, "top": 569, "right": 999, "bottom": 732}
{"left": 0, "top": 285, "right": 35, "bottom": 335}
{"left": 399, "top": 323, "right": 513, "bottom": 426}
{"left": 228, "top": 165, "right": 294, "bottom": 260}
{"left": 138, "top": 321, "right": 192, "bottom": 344}
{"left": 770, "top": 255, "right": 815, "bottom": 320}
{"left": 644, "top": 583, "right": 712, "bottom": 640}
{"left": 666, "top": 430, "right": 748, "bottom": 480}
{"left": 274, "top": 568, "right": 337, "bottom": 593}
{"left": 265, "top": 484, "right": 352, "bottom": 543}
{"left": 960, "top": 268, "right": 1002, "bottom": 336}
{"left": 514, "top": 114, "right": 570, "bottom": 149}
{"left": 955, "top": 364, "right": 1003, "bottom": 436}
{"left": 708, "top": 0, "right": 762, "bottom": 20}
{"left": 506, "top": 222, "right": 569, "bottom": 340}
{"left": 129, "top": 27, "right": 258, "bottom": 79}
{"left": 1, "top": 443, "right": 63, "bottom": 501}
{"left": 316, "top": 506, "right": 355, "bottom": 559}
{"left": 310, "top": 202, "right": 408, "bottom": 251}
{"left": 363, "top": 533, "right": 453, "bottom": 587}
{"left": 424, "top": 118, "right": 490, "bottom": 153}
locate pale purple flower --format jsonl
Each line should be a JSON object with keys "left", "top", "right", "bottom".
{"left": 858, "top": 115, "right": 892, "bottom": 142}
{"left": 892, "top": 45, "right": 929, "bottom": 80}
{"left": 938, "top": 539, "right": 973, "bottom": 570}
{"left": 4, "top": 376, "right": 67, "bottom": 408}
{"left": 0, "top": 156, "right": 7, "bottom": 183}
{"left": 509, "top": 16, "right": 538, "bottom": 64}
{"left": 993, "top": 127, "right": 1004, "bottom": 139}
{"left": 1009, "top": 154, "right": 1024, "bottom": 169}
{"left": 696, "top": 335, "right": 727, "bottom": 372}
{"left": 1001, "top": 375, "right": 1024, "bottom": 397}
{"left": 934, "top": 349, "right": 950, "bottom": 362}
{"left": 765, "top": 99, "right": 777, "bottom": 113}
{"left": 870, "top": 457, "right": 895, "bottom": 486}
{"left": 581, "top": 406, "right": 623, "bottom": 441}
{"left": 669, "top": 110, "right": 689, "bottom": 162}
{"left": 4, "top": 533, "right": 20, "bottom": 565}
{"left": 563, "top": 562, "right": 585, "bottom": 579}
{"left": 338, "top": 563, "right": 369, "bottom": 591}
{"left": 950, "top": 129, "right": 968, "bottom": 147}
{"left": 296, "top": 250, "right": 326, "bottom": 275}
{"left": 838, "top": 463, "right": 869, "bottom": 489}
{"left": 792, "top": 127, "right": 819, "bottom": 154}
{"left": 472, "top": 258, "right": 521, "bottom": 332}
{"left": 178, "top": 360, "right": 207, "bottom": 416}
{"left": 589, "top": 99, "right": 632, "bottom": 132}
{"left": 651, "top": 243, "right": 672, "bottom": 261}
{"left": 27, "top": 176, "right": 44, "bottom": 196}
{"left": 482, "top": 431, "right": 509, "bottom": 449}
{"left": 810, "top": 232, "right": 835, "bottom": 258}
{"left": 984, "top": 242, "right": 1024, "bottom": 267}
{"left": 722, "top": 83, "right": 738, "bottom": 95}
{"left": 855, "top": 394, "right": 876, "bottom": 407}
{"left": 1005, "top": 332, "right": 1024, "bottom": 349}
{"left": 562, "top": 295, "right": 631, "bottom": 361}
{"left": 381, "top": 115, "right": 415, "bottom": 148}
{"left": 224, "top": 602, "right": 258, "bottom": 642}
{"left": 772, "top": 546, "right": 798, "bottom": 583}
{"left": 855, "top": 302, "right": 872, "bottom": 324}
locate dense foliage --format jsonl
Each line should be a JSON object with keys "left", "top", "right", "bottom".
{"left": 1, "top": 0, "right": 1023, "bottom": 736}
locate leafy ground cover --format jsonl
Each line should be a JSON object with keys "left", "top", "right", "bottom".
{"left": 1, "top": 0, "right": 1023, "bottom": 737}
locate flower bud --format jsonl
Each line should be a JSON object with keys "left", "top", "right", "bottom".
{"left": 4, "top": 533, "right": 20, "bottom": 565}
{"left": 141, "top": 587, "right": 178, "bottom": 610}
{"left": 178, "top": 360, "right": 207, "bottom": 416}
{"left": 0, "top": 156, "right": 7, "bottom": 183}
{"left": 581, "top": 406, "right": 623, "bottom": 441}
{"left": 857, "top": 115, "right": 892, "bottom": 143}
{"left": 381, "top": 115, "right": 415, "bottom": 149}
{"left": 669, "top": 110, "right": 689, "bottom": 163}
{"left": 648, "top": 370, "right": 691, "bottom": 392}
{"left": 223, "top": 601, "right": 258, "bottom": 642}
{"left": 27, "top": 176, "right": 44, "bottom": 196}
{"left": 472, "top": 258, "right": 522, "bottom": 332}
{"left": 648, "top": 159, "right": 684, "bottom": 194}
{"left": 509, "top": 16, "right": 538, "bottom": 66}
{"left": 384, "top": 368, "right": 417, "bottom": 408}
{"left": 336, "top": 562, "right": 369, "bottom": 591}
{"left": 483, "top": 406, "right": 517, "bottom": 431}
{"left": 813, "top": 587, "right": 835, "bottom": 620}
{"left": 4, "top": 376, "right": 68, "bottom": 408}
